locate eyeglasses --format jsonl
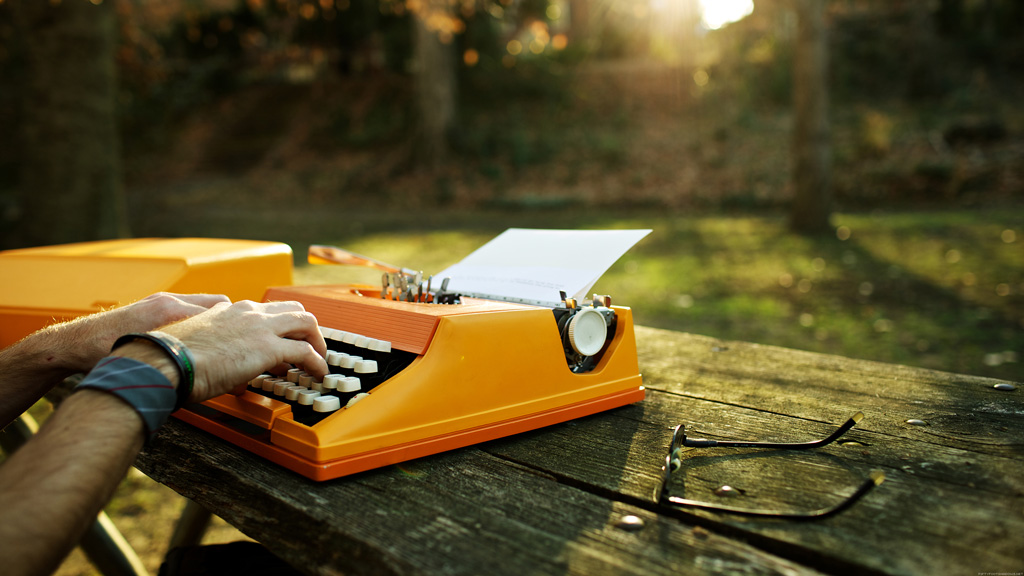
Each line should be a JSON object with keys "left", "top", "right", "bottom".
{"left": 654, "top": 412, "right": 884, "bottom": 520}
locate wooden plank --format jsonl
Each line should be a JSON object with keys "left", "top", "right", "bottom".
{"left": 136, "top": 421, "right": 825, "bottom": 576}
{"left": 478, "top": 327, "right": 1024, "bottom": 576}
{"left": 634, "top": 327, "right": 1023, "bottom": 456}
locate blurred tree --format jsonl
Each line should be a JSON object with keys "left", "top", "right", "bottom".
{"left": 7, "top": 0, "right": 128, "bottom": 248}
{"left": 411, "top": 0, "right": 457, "bottom": 170}
{"left": 789, "top": 0, "right": 831, "bottom": 234}
{"left": 568, "top": 0, "right": 589, "bottom": 43}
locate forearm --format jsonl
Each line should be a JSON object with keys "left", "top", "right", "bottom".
{"left": 0, "top": 341, "right": 177, "bottom": 576}
{"left": 0, "top": 320, "right": 93, "bottom": 428}
{"left": 0, "top": 390, "right": 145, "bottom": 576}
{"left": 0, "top": 292, "right": 233, "bottom": 429}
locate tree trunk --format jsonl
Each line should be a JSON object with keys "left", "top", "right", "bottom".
{"left": 789, "top": 0, "right": 831, "bottom": 235}
{"left": 10, "top": 0, "right": 128, "bottom": 248}
{"left": 569, "top": 0, "right": 590, "bottom": 42}
{"left": 411, "top": 0, "right": 456, "bottom": 171}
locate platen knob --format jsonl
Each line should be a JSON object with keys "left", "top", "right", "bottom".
{"left": 567, "top": 307, "right": 608, "bottom": 357}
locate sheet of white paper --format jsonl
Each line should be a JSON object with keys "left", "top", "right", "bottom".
{"left": 436, "top": 228, "right": 651, "bottom": 306}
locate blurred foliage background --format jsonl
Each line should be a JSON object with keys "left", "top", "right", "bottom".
{"left": 0, "top": 1, "right": 1021, "bottom": 571}
{"left": 0, "top": 0, "right": 1020, "bottom": 377}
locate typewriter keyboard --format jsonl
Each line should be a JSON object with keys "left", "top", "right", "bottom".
{"left": 246, "top": 326, "right": 416, "bottom": 427}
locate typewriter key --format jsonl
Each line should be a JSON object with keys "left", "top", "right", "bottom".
{"left": 284, "top": 385, "right": 305, "bottom": 402}
{"left": 261, "top": 377, "right": 285, "bottom": 397}
{"left": 310, "top": 396, "right": 342, "bottom": 425}
{"left": 249, "top": 374, "right": 271, "bottom": 391}
{"left": 286, "top": 368, "right": 305, "bottom": 383}
{"left": 322, "top": 374, "right": 343, "bottom": 396}
{"left": 367, "top": 339, "right": 392, "bottom": 365}
{"left": 341, "top": 332, "right": 358, "bottom": 355}
{"left": 355, "top": 360, "right": 381, "bottom": 389}
{"left": 339, "top": 355, "right": 359, "bottom": 371}
{"left": 273, "top": 380, "right": 291, "bottom": 398}
{"left": 333, "top": 376, "right": 361, "bottom": 405}
{"left": 323, "top": 328, "right": 345, "bottom": 352}
{"left": 295, "top": 389, "right": 321, "bottom": 424}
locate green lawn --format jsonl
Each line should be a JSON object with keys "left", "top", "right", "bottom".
{"left": 292, "top": 208, "right": 1022, "bottom": 382}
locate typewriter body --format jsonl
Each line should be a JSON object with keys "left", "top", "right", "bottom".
{"left": 0, "top": 236, "right": 645, "bottom": 481}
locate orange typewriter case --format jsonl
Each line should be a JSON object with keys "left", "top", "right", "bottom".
{"left": 0, "top": 238, "right": 645, "bottom": 481}
{"left": 0, "top": 238, "right": 293, "bottom": 348}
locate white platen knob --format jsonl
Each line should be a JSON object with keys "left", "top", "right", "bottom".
{"left": 567, "top": 307, "right": 608, "bottom": 357}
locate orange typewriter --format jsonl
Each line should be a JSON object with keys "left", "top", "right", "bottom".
{"left": 0, "top": 230, "right": 648, "bottom": 481}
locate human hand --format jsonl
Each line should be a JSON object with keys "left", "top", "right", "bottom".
{"left": 58, "top": 293, "right": 230, "bottom": 374}
{"left": 157, "top": 300, "right": 328, "bottom": 403}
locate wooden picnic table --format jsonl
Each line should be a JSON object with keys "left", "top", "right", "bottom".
{"left": 135, "top": 326, "right": 1024, "bottom": 576}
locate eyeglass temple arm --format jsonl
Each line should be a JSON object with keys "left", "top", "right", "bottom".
{"left": 662, "top": 470, "right": 884, "bottom": 520}
{"left": 681, "top": 412, "right": 864, "bottom": 450}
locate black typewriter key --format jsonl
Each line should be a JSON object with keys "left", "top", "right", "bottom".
{"left": 309, "top": 395, "right": 342, "bottom": 426}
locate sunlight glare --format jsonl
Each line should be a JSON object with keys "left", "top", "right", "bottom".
{"left": 699, "top": 0, "right": 754, "bottom": 30}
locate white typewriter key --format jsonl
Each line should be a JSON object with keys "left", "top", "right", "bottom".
{"left": 294, "top": 389, "right": 322, "bottom": 425}
{"left": 339, "top": 355, "right": 359, "bottom": 370}
{"left": 313, "top": 396, "right": 341, "bottom": 413}
{"left": 262, "top": 377, "right": 284, "bottom": 392}
{"left": 355, "top": 360, "right": 378, "bottom": 374}
{"left": 339, "top": 376, "right": 361, "bottom": 393}
{"left": 322, "top": 374, "right": 343, "bottom": 394}
{"left": 285, "top": 386, "right": 305, "bottom": 402}
{"left": 273, "top": 381, "right": 291, "bottom": 397}
{"left": 311, "top": 381, "right": 324, "bottom": 393}
{"left": 342, "top": 332, "right": 357, "bottom": 345}
{"left": 309, "top": 395, "right": 342, "bottom": 425}
{"left": 346, "top": 393, "right": 369, "bottom": 408}
{"left": 250, "top": 374, "right": 270, "bottom": 389}
{"left": 299, "top": 374, "right": 315, "bottom": 387}
{"left": 318, "top": 326, "right": 332, "bottom": 339}
{"left": 286, "top": 368, "right": 305, "bottom": 383}
{"left": 354, "top": 335, "right": 370, "bottom": 349}
{"left": 368, "top": 339, "right": 392, "bottom": 354}
{"left": 326, "top": 351, "right": 345, "bottom": 366}
{"left": 297, "top": 390, "right": 321, "bottom": 405}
